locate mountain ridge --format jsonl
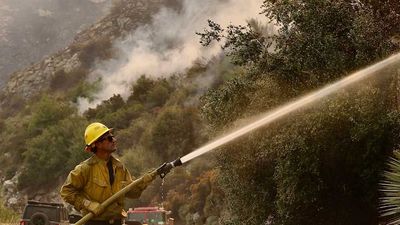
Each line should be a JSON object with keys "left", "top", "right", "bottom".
{"left": 0, "top": 0, "right": 175, "bottom": 103}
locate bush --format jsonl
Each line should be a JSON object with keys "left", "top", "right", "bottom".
{"left": 27, "top": 95, "right": 75, "bottom": 136}
{"left": 50, "top": 68, "right": 88, "bottom": 91}
{"left": 0, "top": 196, "right": 18, "bottom": 223}
{"left": 121, "top": 146, "right": 162, "bottom": 177}
{"left": 68, "top": 79, "right": 101, "bottom": 103}
{"left": 198, "top": 1, "right": 400, "bottom": 223}
{"left": 0, "top": 115, "right": 31, "bottom": 165}
{"left": 18, "top": 116, "right": 88, "bottom": 190}
{"left": 0, "top": 93, "right": 26, "bottom": 118}
{"left": 143, "top": 106, "right": 201, "bottom": 160}
{"left": 127, "top": 76, "right": 175, "bottom": 108}
{"left": 72, "top": 36, "right": 115, "bottom": 68}
{"left": 207, "top": 81, "right": 400, "bottom": 225}
{"left": 115, "top": 112, "right": 150, "bottom": 150}
{"left": 85, "top": 94, "right": 125, "bottom": 120}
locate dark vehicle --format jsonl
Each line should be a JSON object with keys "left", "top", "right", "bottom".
{"left": 126, "top": 207, "right": 174, "bottom": 225}
{"left": 20, "top": 200, "right": 69, "bottom": 225}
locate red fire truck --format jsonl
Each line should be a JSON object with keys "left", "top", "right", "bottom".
{"left": 125, "top": 207, "right": 174, "bottom": 225}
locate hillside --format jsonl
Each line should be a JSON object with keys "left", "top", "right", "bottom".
{"left": 0, "top": 0, "right": 228, "bottom": 224}
{"left": 0, "top": 0, "right": 111, "bottom": 89}
{"left": 0, "top": 0, "right": 174, "bottom": 101}
{"left": 2, "top": 0, "right": 400, "bottom": 225}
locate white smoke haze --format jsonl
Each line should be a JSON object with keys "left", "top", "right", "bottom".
{"left": 78, "top": 0, "right": 265, "bottom": 112}
{"left": 0, "top": 0, "right": 111, "bottom": 88}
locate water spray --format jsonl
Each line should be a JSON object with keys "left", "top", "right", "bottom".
{"left": 178, "top": 52, "right": 400, "bottom": 165}
{"left": 74, "top": 52, "right": 400, "bottom": 225}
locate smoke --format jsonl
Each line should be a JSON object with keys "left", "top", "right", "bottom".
{"left": 78, "top": 0, "right": 265, "bottom": 112}
{"left": 0, "top": 0, "right": 111, "bottom": 88}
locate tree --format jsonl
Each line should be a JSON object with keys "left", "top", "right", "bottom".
{"left": 198, "top": 0, "right": 397, "bottom": 85}
{"left": 18, "top": 116, "right": 88, "bottom": 190}
{"left": 27, "top": 95, "right": 74, "bottom": 136}
{"left": 143, "top": 106, "right": 201, "bottom": 160}
{"left": 199, "top": 0, "right": 400, "bottom": 224}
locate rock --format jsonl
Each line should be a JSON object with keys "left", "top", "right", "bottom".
{"left": 0, "top": 0, "right": 173, "bottom": 210}
{"left": 2, "top": 173, "right": 27, "bottom": 212}
{"left": 7, "top": 197, "right": 18, "bottom": 205}
{"left": 3, "top": 180, "right": 14, "bottom": 192}
{"left": 1, "top": 0, "right": 166, "bottom": 101}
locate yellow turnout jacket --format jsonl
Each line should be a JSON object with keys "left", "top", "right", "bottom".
{"left": 60, "top": 155, "right": 148, "bottom": 220}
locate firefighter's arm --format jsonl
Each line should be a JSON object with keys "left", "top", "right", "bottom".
{"left": 60, "top": 164, "right": 91, "bottom": 211}
{"left": 125, "top": 169, "right": 157, "bottom": 199}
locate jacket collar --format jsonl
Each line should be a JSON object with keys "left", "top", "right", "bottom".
{"left": 87, "top": 154, "right": 123, "bottom": 168}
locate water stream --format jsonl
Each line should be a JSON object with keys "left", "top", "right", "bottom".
{"left": 180, "top": 52, "right": 400, "bottom": 164}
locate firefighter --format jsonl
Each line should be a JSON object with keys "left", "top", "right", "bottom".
{"left": 60, "top": 122, "right": 157, "bottom": 225}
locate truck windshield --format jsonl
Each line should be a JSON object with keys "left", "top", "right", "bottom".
{"left": 127, "top": 213, "right": 145, "bottom": 222}
{"left": 147, "top": 212, "right": 164, "bottom": 221}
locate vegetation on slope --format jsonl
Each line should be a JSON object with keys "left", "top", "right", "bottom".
{"left": 1, "top": 0, "right": 400, "bottom": 224}
{"left": 198, "top": 0, "right": 400, "bottom": 224}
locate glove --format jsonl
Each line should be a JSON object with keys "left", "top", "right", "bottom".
{"left": 142, "top": 170, "right": 158, "bottom": 186}
{"left": 83, "top": 199, "right": 104, "bottom": 216}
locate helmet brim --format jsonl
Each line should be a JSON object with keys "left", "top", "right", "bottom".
{"left": 86, "top": 127, "right": 114, "bottom": 147}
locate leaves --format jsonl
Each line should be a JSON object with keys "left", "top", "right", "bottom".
{"left": 380, "top": 151, "right": 400, "bottom": 224}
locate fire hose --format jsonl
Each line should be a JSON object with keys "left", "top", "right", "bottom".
{"left": 74, "top": 158, "right": 183, "bottom": 225}
{"left": 74, "top": 52, "right": 400, "bottom": 225}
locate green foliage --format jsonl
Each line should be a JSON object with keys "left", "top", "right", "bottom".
{"left": 121, "top": 146, "right": 161, "bottom": 177}
{"left": 18, "top": 116, "right": 88, "bottom": 189}
{"left": 85, "top": 94, "right": 125, "bottom": 119}
{"left": 199, "top": 0, "right": 397, "bottom": 85}
{"left": 201, "top": 74, "right": 286, "bottom": 129}
{"left": 0, "top": 196, "right": 18, "bottom": 223}
{"left": 72, "top": 36, "right": 115, "bottom": 68}
{"left": 360, "top": 0, "right": 400, "bottom": 36}
{"left": 50, "top": 68, "right": 88, "bottom": 92}
{"left": 380, "top": 150, "right": 400, "bottom": 224}
{"left": 115, "top": 113, "right": 151, "bottom": 150}
{"left": 143, "top": 106, "right": 201, "bottom": 160}
{"left": 4, "top": 1, "right": 398, "bottom": 222}
{"left": 210, "top": 82, "right": 400, "bottom": 225}
{"left": 199, "top": 1, "right": 400, "bottom": 224}
{"left": 130, "top": 160, "right": 223, "bottom": 225}
{"left": 128, "top": 75, "right": 175, "bottom": 108}
{"left": 67, "top": 79, "right": 101, "bottom": 103}
{"left": 0, "top": 115, "right": 31, "bottom": 167}
{"left": 128, "top": 76, "right": 156, "bottom": 103}
{"left": 0, "top": 93, "right": 26, "bottom": 118}
{"left": 27, "top": 95, "right": 75, "bottom": 136}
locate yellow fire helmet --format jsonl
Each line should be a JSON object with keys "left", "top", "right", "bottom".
{"left": 84, "top": 122, "right": 112, "bottom": 146}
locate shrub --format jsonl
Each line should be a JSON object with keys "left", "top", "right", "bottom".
{"left": 0, "top": 196, "right": 18, "bottom": 223}
{"left": 18, "top": 116, "right": 88, "bottom": 190}
{"left": 50, "top": 68, "right": 88, "bottom": 91}
{"left": 27, "top": 95, "right": 75, "bottom": 136}
{"left": 72, "top": 36, "right": 115, "bottom": 69}
{"left": 143, "top": 106, "right": 201, "bottom": 160}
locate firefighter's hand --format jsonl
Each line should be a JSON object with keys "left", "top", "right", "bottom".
{"left": 142, "top": 170, "right": 158, "bottom": 186}
{"left": 83, "top": 200, "right": 104, "bottom": 216}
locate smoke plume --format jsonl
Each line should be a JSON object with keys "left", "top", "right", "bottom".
{"left": 78, "top": 0, "right": 264, "bottom": 112}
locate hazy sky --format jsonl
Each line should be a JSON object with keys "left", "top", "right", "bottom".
{"left": 0, "top": 0, "right": 111, "bottom": 88}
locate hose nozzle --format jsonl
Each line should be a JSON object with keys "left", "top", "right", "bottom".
{"left": 156, "top": 158, "right": 182, "bottom": 178}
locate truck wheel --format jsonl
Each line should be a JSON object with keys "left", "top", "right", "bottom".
{"left": 29, "top": 212, "right": 50, "bottom": 225}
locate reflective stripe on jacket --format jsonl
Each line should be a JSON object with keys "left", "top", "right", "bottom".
{"left": 60, "top": 155, "right": 147, "bottom": 220}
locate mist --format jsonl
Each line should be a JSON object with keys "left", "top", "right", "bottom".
{"left": 78, "top": 0, "right": 265, "bottom": 112}
{"left": 0, "top": 0, "right": 111, "bottom": 88}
